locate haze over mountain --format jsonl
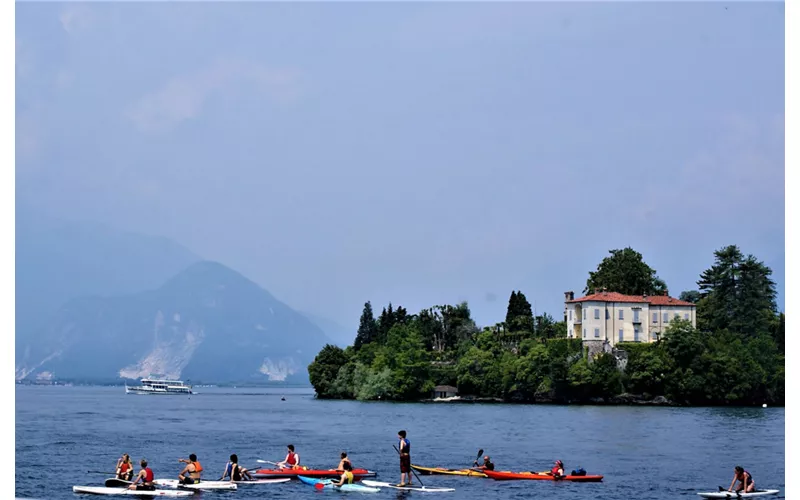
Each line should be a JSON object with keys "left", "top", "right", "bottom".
{"left": 16, "top": 261, "right": 332, "bottom": 383}
{"left": 15, "top": 206, "right": 200, "bottom": 351}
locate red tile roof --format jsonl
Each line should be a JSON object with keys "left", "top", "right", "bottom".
{"left": 567, "top": 291, "right": 695, "bottom": 307}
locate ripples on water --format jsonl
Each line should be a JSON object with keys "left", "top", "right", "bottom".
{"left": 15, "top": 386, "right": 785, "bottom": 499}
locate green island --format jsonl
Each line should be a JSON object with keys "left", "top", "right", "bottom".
{"left": 308, "top": 245, "right": 784, "bottom": 406}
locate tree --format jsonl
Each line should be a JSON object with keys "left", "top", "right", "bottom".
{"left": 679, "top": 290, "right": 701, "bottom": 304}
{"left": 505, "top": 291, "right": 534, "bottom": 333}
{"left": 308, "top": 344, "right": 350, "bottom": 398}
{"left": 354, "top": 302, "right": 377, "bottom": 351}
{"left": 696, "top": 245, "right": 777, "bottom": 336}
{"left": 585, "top": 247, "right": 667, "bottom": 296}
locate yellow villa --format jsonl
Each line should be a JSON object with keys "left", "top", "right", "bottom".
{"left": 564, "top": 289, "right": 696, "bottom": 347}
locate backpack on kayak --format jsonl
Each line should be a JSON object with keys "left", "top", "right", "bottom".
{"left": 571, "top": 467, "right": 586, "bottom": 476}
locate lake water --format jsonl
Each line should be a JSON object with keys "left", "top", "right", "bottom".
{"left": 15, "top": 385, "right": 785, "bottom": 499}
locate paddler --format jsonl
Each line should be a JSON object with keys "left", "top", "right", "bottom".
{"left": 728, "top": 466, "right": 756, "bottom": 493}
{"left": 178, "top": 453, "right": 204, "bottom": 484}
{"left": 398, "top": 430, "right": 412, "bottom": 486}
{"left": 116, "top": 454, "right": 134, "bottom": 481}
{"left": 276, "top": 445, "right": 300, "bottom": 469}
{"left": 473, "top": 455, "right": 495, "bottom": 471}
{"left": 127, "top": 459, "right": 155, "bottom": 491}
{"left": 336, "top": 452, "right": 352, "bottom": 471}
{"left": 332, "top": 461, "right": 355, "bottom": 487}
{"left": 549, "top": 460, "right": 565, "bottom": 479}
{"left": 220, "top": 454, "right": 254, "bottom": 482}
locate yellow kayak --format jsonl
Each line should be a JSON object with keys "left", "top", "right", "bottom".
{"left": 410, "top": 465, "right": 488, "bottom": 477}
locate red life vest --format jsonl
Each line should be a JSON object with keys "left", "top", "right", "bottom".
{"left": 287, "top": 453, "right": 298, "bottom": 466}
{"left": 143, "top": 468, "right": 154, "bottom": 483}
{"left": 119, "top": 463, "right": 131, "bottom": 474}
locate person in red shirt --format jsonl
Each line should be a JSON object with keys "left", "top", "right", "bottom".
{"left": 277, "top": 445, "right": 300, "bottom": 470}
{"left": 115, "top": 454, "right": 133, "bottom": 481}
{"left": 550, "top": 460, "right": 565, "bottom": 479}
{"left": 127, "top": 460, "right": 155, "bottom": 491}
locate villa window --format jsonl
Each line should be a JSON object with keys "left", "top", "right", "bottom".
{"left": 594, "top": 309, "right": 600, "bottom": 320}
{"left": 652, "top": 312, "right": 658, "bottom": 323}
{"left": 619, "top": 309, "right": 624, "bottom": 320}
{"left": 594, "top": 328, "right": 600, "bottom": 338}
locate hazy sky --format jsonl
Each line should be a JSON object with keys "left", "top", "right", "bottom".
{"left": 15, "top": 2, "right": 785, "bottom": 331}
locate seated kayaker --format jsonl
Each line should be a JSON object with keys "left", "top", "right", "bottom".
{"left": 116, "top": 454, "right": 133, "bottom": 481}
{"left": 473, "top": 455, "right": 495, "bottom": 471}
{"left": 178, "top": 453, "right": 204, "bottom": 484}
{"left": 549, "top": 460, "right": 565, "bottom": 478}
{"left": 337, "top": 452, "right": 352, "bottom": 471}
{"left": 276, "top": 445, "right": 300, "bottom": 469}
{"left": 220, "top": 454, "right": 254, "bottom": 482}
{"left": 332, "top": 461, "right": 355, "bottom": 487}
{"left": 127, "top": 459, "right": 155, "bottom": 491}
{"left": 728, "top": 466, "right": 756, "bottom": 493}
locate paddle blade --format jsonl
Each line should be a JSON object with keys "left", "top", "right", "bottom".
{"left": 476, "top": 449, "right": 483, "bottom": 460}
{"left": 315, "top": 483, "right": 324, "bottom": 490}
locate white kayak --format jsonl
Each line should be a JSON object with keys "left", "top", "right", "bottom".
{"left": 72, "top": 486, "right": 193, "bottom": 497}
{"left": 361, "top": 480, "right": 455, "bottom": 492}
{"left": 152, "top": 479, "right": 237, "bottom": 490}
{"left": 697, "top": 490, "right": 780, "bottom": 499}
{"left": 233, "top": 478, "right": 291, "bottom": 484}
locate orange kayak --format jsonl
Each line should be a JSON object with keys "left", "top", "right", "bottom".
{"left": 483, "top": 470, "right": 603, "bottom": 482}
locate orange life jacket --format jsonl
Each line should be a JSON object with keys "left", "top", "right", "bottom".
{"left": 191, "top": 461, "right": 203, "bottom": 473}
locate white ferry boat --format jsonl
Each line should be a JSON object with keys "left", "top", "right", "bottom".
{"left": 125, "top": 376, "right": 193, "bottom": 395}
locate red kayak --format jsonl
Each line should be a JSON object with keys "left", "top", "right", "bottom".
{"left": 483, "top": 469, "right": 603, "bottom": 482}
{"left": 253, "top": 468, "right": 377, "bottom": 479}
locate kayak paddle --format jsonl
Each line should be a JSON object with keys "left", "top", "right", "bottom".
{"left": 393, "top": 444, "right": 424, "bottom": 487}
{"left": 474, "top": 449, "right": 483, "bottom": 465}
{"left": 87, "top": 470, "right": 119, "bottom": 475}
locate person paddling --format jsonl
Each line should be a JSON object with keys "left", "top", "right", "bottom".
{"left": 178, "top": 454, "right": 204, "bottom": 484}
{"left": 397, "top": 430, "right": 412, "bottom": 486}
{"left": 728, "top": 466, "right": 756, "bottom": 493}
{"left": 474, "top": 455, "right": 495, "bottom": 471}
{"left": 332, "top": 461, "right": 355, "bottom": 487}
{"left": 220, "top": 454, "right": 254, "bottom": 482}
{"left": 127, "top": 459, "right": 155, "bottom": 491}
{"left": 276, "top": 445, "right": 300, "bottom": 470}
{"left": 116, "top": 454, "right": 134, "bottom": 481}
{"left": 337, "top": 452, "right": 352, "bottom": 471}
{"left": 549, "top": 460, "right": 565, "bottom": 479}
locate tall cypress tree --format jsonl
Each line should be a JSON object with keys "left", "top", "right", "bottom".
{"left": 505, "top": 290, "right": 534, "bottom": 333}
{"left": 505, "top": 291, "right": 519, "bottom": 327}
{"left": 354, "top": 301, "right": 377, "bottom": 351}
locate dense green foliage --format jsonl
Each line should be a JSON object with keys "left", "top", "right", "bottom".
{"left": 309, "top": 245, "right": 784, "bottom": 406}
{"left": 584, "top": 247, "right": 667, "bottom": 296}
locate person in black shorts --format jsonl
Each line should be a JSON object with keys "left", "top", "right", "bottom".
{"left": 398, "top": 430, "right": 411, "bottom": 486}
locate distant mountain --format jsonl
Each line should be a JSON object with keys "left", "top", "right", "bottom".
{"left": 15, "top": 261, "right": 333, "bottom": 383}
{"left": 15, "top": 206, "right": 200, "bottom": 354}
{"left": 300, "top": 311, "right": 355, "bottom": 347}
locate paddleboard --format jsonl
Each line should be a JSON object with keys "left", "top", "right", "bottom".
{"left": 697, "top": 490, "right": 780, "bottom": 499}
{"left": 152, "top": 478, "right": 237, "bottom": 490}
{"left": 233, "top": 478, "right": 291, "bottom": 484}
{"left": 361, "top": 480, "right": 455, "bottom": 492}
{"left": 72, "top": 486, "right": 194, "bottom": 497}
